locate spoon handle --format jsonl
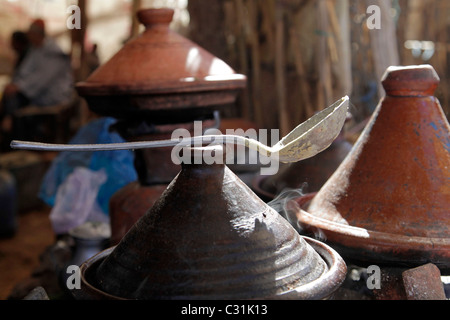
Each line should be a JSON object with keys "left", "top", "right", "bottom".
{"left": 10, "top": 135, "right": 270, "bottom": 153}
{"left": 10, "top": 139, "right": 182, "bottom": 152}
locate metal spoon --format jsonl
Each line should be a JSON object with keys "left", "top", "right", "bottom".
{"left": 10, "top": 96, "right": 349, "bottom": 163}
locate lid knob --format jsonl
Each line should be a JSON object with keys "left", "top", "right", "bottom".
{"left": 137, "top": 8, "right": 174, "bottom": 27}
{"left": 381, "top": 64, "right": 440, "bottom": 97}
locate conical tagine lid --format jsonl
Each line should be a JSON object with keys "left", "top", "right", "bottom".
{"left": 76, "top": 8, "right": 246, "bottom": 120}
{"left": 296, "top": 65, "right": 450, "bottom": 269}
{"left": 78, "top": 145, "right": 346, "bottom": 300}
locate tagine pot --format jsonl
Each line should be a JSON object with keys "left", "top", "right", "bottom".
{"left": 108, "top": 116, "right": 220, "bottom": 245}
{"left": 73, "top": 145, "right": 346, "bottom": 300}
{"left": 294, "top": 65, "right": 450, "bottom": 270}
{"left": 109, "top": 182, "right": 167, "bottom": 246}
{"left": 77, "top": 8, "right": 246, "bottom": 246}
{"left": 75, "top": 8, "right": 246, "bottom": 124}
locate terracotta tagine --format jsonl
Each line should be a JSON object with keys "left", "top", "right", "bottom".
{"left": 75, "top": 8, "right": 246, "bottom": 123}
{"left": 293, "top": 65, "right": 450, "bottom": 270}
{"left": 75, "top": 8, "right": 246, "bottom": 245}
{"left": 73, "top": 145, "right": 346, "bottom": 300}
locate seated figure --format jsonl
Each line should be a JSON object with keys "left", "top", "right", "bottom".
{"left": 1, "top": 19, "right": 74, "bottom": 145}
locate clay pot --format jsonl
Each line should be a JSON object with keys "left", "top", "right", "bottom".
{"left": 112, "top": 116, "right": 220, "bottom": 185}
{"left": 253, "top": 136, "right": 353, "bottom": 202}
{"left": 294, "top": 65, "right": 450, "bottom": 270}
{"left": 74, "top": 146, "right": 346, "bottom": 300}
{"left": 75, "top": 8, "right": 246, "bottom": 123}
{"left": 109, "top": 182, "right": 167, "bottom": 246}
{"left": 76, "top": 8, "right": 246, "bottom": 247}
{"left": 108, "top": 117, "right": 220, "bottom": 244}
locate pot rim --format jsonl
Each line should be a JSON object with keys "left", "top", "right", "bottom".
{"left": 295, "top": 193, "right": 450, "bottom": 268}
{"left": 74, "top": 236, "right": 347, "bottom": 300}
{"left": 75, "top": 246, "right": 125, "bottom": 300}
{"left": 76, "top": 75, "right": 247, "bottom": 96}
{"left": 273, "top": 236, "right": 347, "bottom": 300}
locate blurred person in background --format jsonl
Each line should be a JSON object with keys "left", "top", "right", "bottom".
{"left": 0, "top": 19, "right": 74, "bottom": 142}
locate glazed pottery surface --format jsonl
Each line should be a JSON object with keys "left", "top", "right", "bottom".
{"left": 76, "top": 8, "right": 246, "bottom": 122}
{"left": 295, "top": 65, "right": 450, "bottom": 270}
{"left": 75, "top": 146, "right": 346, "bottom": 299}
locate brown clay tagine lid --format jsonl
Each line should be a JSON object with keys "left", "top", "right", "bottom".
{"left": 294, "top": 65, "right": 450, "bottom": 270}
{"left": 74, "top": 145, "right": 346, "bottom": 300}
{"left": 76, "top": 8, "right": 246, "bottom": 120}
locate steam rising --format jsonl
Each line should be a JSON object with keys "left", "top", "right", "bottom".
{"left": 268, "top": 186, "right": 327, "bottom": 241}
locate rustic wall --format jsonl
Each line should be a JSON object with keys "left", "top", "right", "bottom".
{"left": 187, "top": 0, "right": 449, "bottom": 131}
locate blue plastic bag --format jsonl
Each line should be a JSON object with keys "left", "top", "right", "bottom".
{"left": 39, "top": 117, "right": 137, "bottom": 216}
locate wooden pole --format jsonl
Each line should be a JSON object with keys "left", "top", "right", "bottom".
{"left": 247, "top": 0, "right": 263, "bottom": 126}
{"left": 316, "top": 0, "right": 333, "bottom": 108}
{"left": 275, "top": 6, "right": 289, "bottom": 136}
{"left": 234, "top": 0, "right": 252, "bottom": 120}
{"left": 289, "top": 27, "right": 314, "bottom": 119}
{"left": 71, "top": 0, "right": 87, "bottom": 81}
{"left": 365, "top": 0, "right": 400, "bottom": 98}
{"left": 131, "top": 0, "right": 142, "bottom": 39}
{"left": 334, "top": 0, "right": 352, "bottom": 98}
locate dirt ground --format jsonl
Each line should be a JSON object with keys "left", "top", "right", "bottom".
{"left": 0, "top": 205, "right": 55, "bottom": 300}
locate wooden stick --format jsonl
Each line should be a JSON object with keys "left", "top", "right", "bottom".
{"left": 289, "top": 27, "right": 314, "bottom": 119}
{"left": 365, "top": 0, "right": 400, "bottom": 98}
{"left": 247, "top": 0, "right": 264, "bottom": 127}
{"left": 275, "top": 8, "right": 290, "bottom": 136}
{"left": 316, "top": 0, "right": 333, "bottom": 108}
{"left": 234, "top": 0, "right": 252, "bottom": 120}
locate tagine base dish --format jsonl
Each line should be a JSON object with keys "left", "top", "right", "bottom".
{"left": 295, "top": 193, "right": 450, "bottom": 272}
{"left": 73, "top": 236, "right": 346, "bottom": 300}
